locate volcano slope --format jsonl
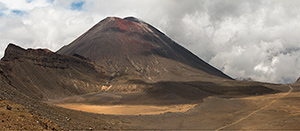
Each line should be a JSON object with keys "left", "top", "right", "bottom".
{"left": 0, "top": 17, "right": 297, "bottom": 130}
{"left": 55, "top": 17, "right": 277, "bottom": 104}
{"left": 57, "top": 17, "right": 231, "bottom": 83}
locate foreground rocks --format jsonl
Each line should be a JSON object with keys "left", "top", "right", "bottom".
{"left": 0, "top": 99, "right": 61, "bottom": 130}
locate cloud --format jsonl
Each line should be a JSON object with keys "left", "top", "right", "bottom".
{"left": 0, "top": 0, "right": 50, "bottom": 11}
{"left": 0, "top": 0, "right": 300, "bottom": 84}
{"left": 0, "top": 0, "right": 96, "bottom": 56}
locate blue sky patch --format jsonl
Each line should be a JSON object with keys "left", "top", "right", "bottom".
{"left": 12, "top": 10, "right": 26, "bottom": 16}
{"left": 47, "top": 0, "right": 54, "bottom": 3}
{"left": 0, "top": 5, "right": 6, "bottom": 17}
{"left": 71, "top": 1, "right": 85, "bottom": 10}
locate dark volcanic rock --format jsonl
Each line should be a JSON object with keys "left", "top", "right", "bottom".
{"left": 6, "top": 105, "right": 12, "bottom": 110}
{"left": 1, "top": 44, "right": 25, "bottom": 61}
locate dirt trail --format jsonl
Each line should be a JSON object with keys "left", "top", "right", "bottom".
{"left": 215, "top": 85, "right": 293, "bottom": 131}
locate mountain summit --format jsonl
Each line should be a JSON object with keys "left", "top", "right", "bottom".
{"left": 57, "top": 17, "right": 231, "bottom": 82}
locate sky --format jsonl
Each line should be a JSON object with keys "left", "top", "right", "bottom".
{"left": 0, "top": 0, "right": 300, "bottom": 84}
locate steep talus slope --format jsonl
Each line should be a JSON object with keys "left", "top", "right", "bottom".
{"left": 57, "top": 17, "right": 231, "bottom": 82}
{"left": 0, "top": 44, "right": 109, "bottom": 100}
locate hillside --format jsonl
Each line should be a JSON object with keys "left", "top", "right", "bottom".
{"left": 0, "top": 44, "right": 109, "bottom": 100}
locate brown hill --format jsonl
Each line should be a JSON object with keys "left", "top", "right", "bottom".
{"left": 0, "top": 43, "right": 109, "bottom": 100}
{"left": 57, "top": 17, "right": 231, "bottom": 83}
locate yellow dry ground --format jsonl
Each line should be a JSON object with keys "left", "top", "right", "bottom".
{"left": 55, "top": 104, "right": 197, "bottom": 115}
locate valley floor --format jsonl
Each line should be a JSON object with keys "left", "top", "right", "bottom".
{"left": 55, "top": 104, "right": 197, "bottom": 115}
{"left": 43, "top": 85, "right": 300, "bottom": 130}
{"left": 1, "top": 85, "right": 300, "bottom": 130}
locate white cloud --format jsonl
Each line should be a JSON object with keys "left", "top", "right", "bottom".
{"left": 0, "top": 0, "right": 50, "bottom": 11}
{"left": 0, "top": 0, "right": 300, "bottom": 84}
{"left": 0, "top": 0, "right": 98, "bottom": 52}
